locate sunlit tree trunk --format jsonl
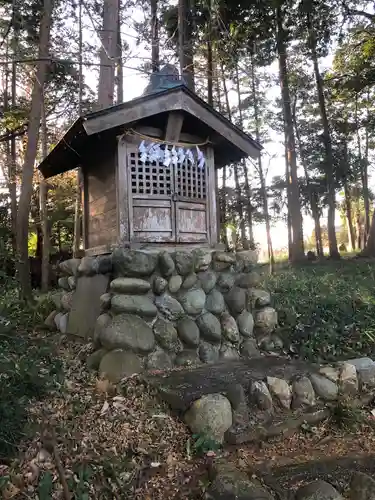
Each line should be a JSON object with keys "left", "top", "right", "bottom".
{"left": 235, "top": 65, "right": 252, "bottom": 246}
{"left": 16, "top": 0, "right": 53, "bottom": 301}
{"left": 292, "top": 100, "right": 322, "bottom": 256}
{"left": 276, "top": 4, "right": 304, "bottom": 262}
{"left": 73, "top": 0, "right": 83, "bottom": 258}
{"left": 98, "top": 0, "right": 119, "bottom": 108}
{"left": 250, "top": 50, "right": 274, "bottom": 266}
{"left": 9, "top": 1, "right": 19, "bottom": 255}
{"left": 307, "top": 10, "right": 339, "bottom": 259}
{"left": 40, "top": 95, "right": 49, "bottom": 292}
{"left": 116, "top": 6, "right": 123, "bottom": 104}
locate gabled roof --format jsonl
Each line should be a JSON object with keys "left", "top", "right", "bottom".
{"left": 38, "top": 84, "right": 262, "bottom": 178}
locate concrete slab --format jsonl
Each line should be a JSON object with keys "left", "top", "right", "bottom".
{"left": 67, "top": 274, "right": 109, "bottom": 339}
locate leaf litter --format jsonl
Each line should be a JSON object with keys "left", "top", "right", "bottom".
{"left": 3, "top": 330, "right": 375, "bottom": 499}
{"left": 2, "top": 334, "right": 207, "bottom": 499}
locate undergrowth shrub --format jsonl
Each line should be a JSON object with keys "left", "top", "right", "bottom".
{"left": 0, "top": 289, "right": 62, "bottom": 460}
{"left": 265, "top": 260, "right": 375, "bottom": 362}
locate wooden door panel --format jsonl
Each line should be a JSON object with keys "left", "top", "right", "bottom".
{"left": 176, "top": 202, "right": 208, "bottom": 242}
{"left": 132, "top": 198, "right": 175, "bottom": 242}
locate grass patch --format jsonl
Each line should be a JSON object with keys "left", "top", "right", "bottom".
{"left": 264, "top": 259, "right": 375, "bottom": 362}
{"left": 0, "top": 289, "right": 63, "bottom": 460}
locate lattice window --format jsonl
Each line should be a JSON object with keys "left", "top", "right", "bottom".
{"left": 129, "top": 151, "right": 172, "bottom": 196}
{"left": 175, "top": 158, "right": 206, "bottom": 200}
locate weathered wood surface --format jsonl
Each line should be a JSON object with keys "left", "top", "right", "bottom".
{"left": 85, "top": 146, "right": 118, "bottom": 249}
{"left": 83, "top": 91, "right": 183, "bottom": 136}
{"left": 83, "top": 87, "right": 260, "bottom": 160}
{"left": 164, "top": 110, "right": 184, "bottom": 142}
{"left": 146, "top": 357, "right": 317, "bottom": 412}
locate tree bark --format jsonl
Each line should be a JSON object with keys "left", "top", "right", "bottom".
{"left": 98, "top": 0, "right": 119, "bottom": 108}
{"left": 355, "top": 93, "right": 370, "bottom": 239}
{"left": 292, "top": 98, "right": 322, "bottom": 256}
{"left": 250, "top": 50, "right": 274, "bottom": 265}
{"left": 215, "top": 67, "right": 227, "bottom": 247}
{"left": 116, "top": 7, "right": 123, "bottom": 104}
{"left": 361, "top": 208, "right": 375, "bottom": 256}
{"left": 343, "top": 182, "right": 355, "bottom": 251}
{"left": 206, "top": 0, "right": 213, "bottom": 106}
{"left": 40, "top": 95, "right": 49, "bottom": 292}
{"left": 16, "top": 0, "right": 53, "bottom": 301}
{"left": 284, "top": 128, "right": 293, "bottom": 259}
{"left": 220, "top": 63, "right": 244, "bottom": 245}
{"left": 307, "top": 11, "right": 339, "bottom": 259}
{"left": 178, "top": 0, "right": 194, "bottom": 90}
{"left": 73, "top": 0, "right": 83, "bottom": 258}
{"left": 235, "top": 65, "right": 252, "bottom": 247}
{"left": 275, "top": 5, "right": 304, "bottom": 262}
{"left": 9, "top": 0, "right": 19, "bottom": 255}
{"left": 151, "top": 0, "right": 160, "bottom": 73}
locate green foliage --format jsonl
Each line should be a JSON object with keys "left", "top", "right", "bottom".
{"left": 67, "top": 464, "right": 94, "bottom": 500}
{"left": 266, "top": 260, "right": 375, "bottom": 361}
{"left": 190, "top": 433, "right": 222, "bottom": 456}
{"left": 330, "top": 399, "right": 365, "bottom": 430}
{"left": 38, "top": 471, "right": 54, "bottom": 500}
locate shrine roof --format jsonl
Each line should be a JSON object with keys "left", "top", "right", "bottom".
{"left": 38, "top": 84, "right": 262, "bottom": 179}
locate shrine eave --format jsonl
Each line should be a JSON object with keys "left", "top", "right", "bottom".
{"left": 38, "top": 84, "right": 262, "bottom": 179}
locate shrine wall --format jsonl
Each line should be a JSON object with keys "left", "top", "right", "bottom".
{"left": 84, "top": 145, "right": 118, "bottom": 249}
{"left": 46, "top": 248, "right": 282, "bottom": 382}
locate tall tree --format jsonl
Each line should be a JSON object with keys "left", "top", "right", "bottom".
{"left": 275, "top": 2, "right": 305, "bottom": 261}
{"left": 178, "top": 0, "right": 194, "bottom": 89}
{"left": 304, "top": 1, "right": 339, "bottom": 258}
{"left": 98, "top": 0, "right": 119, "bottom": 108}
{"left": 16, "top": 0, "right": 54, "bottom": 300}
{"left": 151, "top": 0, "right": 160, "bottom": 72}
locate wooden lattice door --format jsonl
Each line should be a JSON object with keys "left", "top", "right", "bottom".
{"left": 127, "top": 146, "right": 208, "bottom": 244}
{"left": 128, "top": 149, "right": 175, "bottom": 242}
{"left": 175, "top": 156, "right": 208, "bottom": 243}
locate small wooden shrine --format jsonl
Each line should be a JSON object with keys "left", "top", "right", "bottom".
{"left": 38, "top": 66, "right": 261, "bottom": 256}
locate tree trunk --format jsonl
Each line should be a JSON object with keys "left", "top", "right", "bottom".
{"left": 98, "top": 0, "right": 119, "bottom": 108}
{"left": 284, "top": 127, "right": 293, "bottom": 259}
{"left": 116, "top": 7, "right": 123, "bottom": 104}
{"left": 73, "top": 0, "right": 83, "bottom": 258}
{"left": 235, "top": 65, "right": 251, "bottom": 246}
{"left": 312, "top": 196, "right": 323, "bottom": 257}
{"left": 343, "top": 182, "right": 355, "bottom": 252}
{"left": 215, "top": 69, "right": 227, "bottom": 247}
{"left": 220, "top": 63, "right": 244, "bottom": 245}
{"left": 250, "top": 51, "right": 274, "bottom": 265}
{"left": 16, "top": 0, "right": 53, "bottom": 301}
{"left": 178, "top": 0, "right": 194, "bottom": 90}
{"left": 275, "top": 5, "right": 304, "bottom": 262}
{"left": 355, "top": 93, "right": 370, "bottom": 239}
{"left": 206, "top": 0, "right": 213, "bottom": 106}
{"left": 307, "top": 12, "right": 339, "bottom": 259}
{"left": 151, "top": 0, "right": 159, "bottom": 73}
{"left": 9, "top": 2, "right": 19, "bottom": 255}
{"left": 292, "top": 99, "right": 322, "bottom": 256}
{"left": 361, "top": 206, "right": 375, "bottom": 256}
{"left": 40, "top": 95, "right": 49, "bottom": 292}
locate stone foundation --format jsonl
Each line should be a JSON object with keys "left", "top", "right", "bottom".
{"left": 45, "top": 247, "right": 283, "bottom": 379}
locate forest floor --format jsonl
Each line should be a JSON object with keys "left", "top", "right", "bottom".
{"left": 1, "top": 258, "right": 375, "bottom": 499}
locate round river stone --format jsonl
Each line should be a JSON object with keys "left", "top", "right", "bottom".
{"left": 197, "top": 312, "right": 222, "bottom": 342}
{"left": 100, "top": 313, "right": 155, "bottom": 353}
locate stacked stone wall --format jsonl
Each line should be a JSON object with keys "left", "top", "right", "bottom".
{"left": 45, "top": 248, "right": 282, "bottom": 381}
